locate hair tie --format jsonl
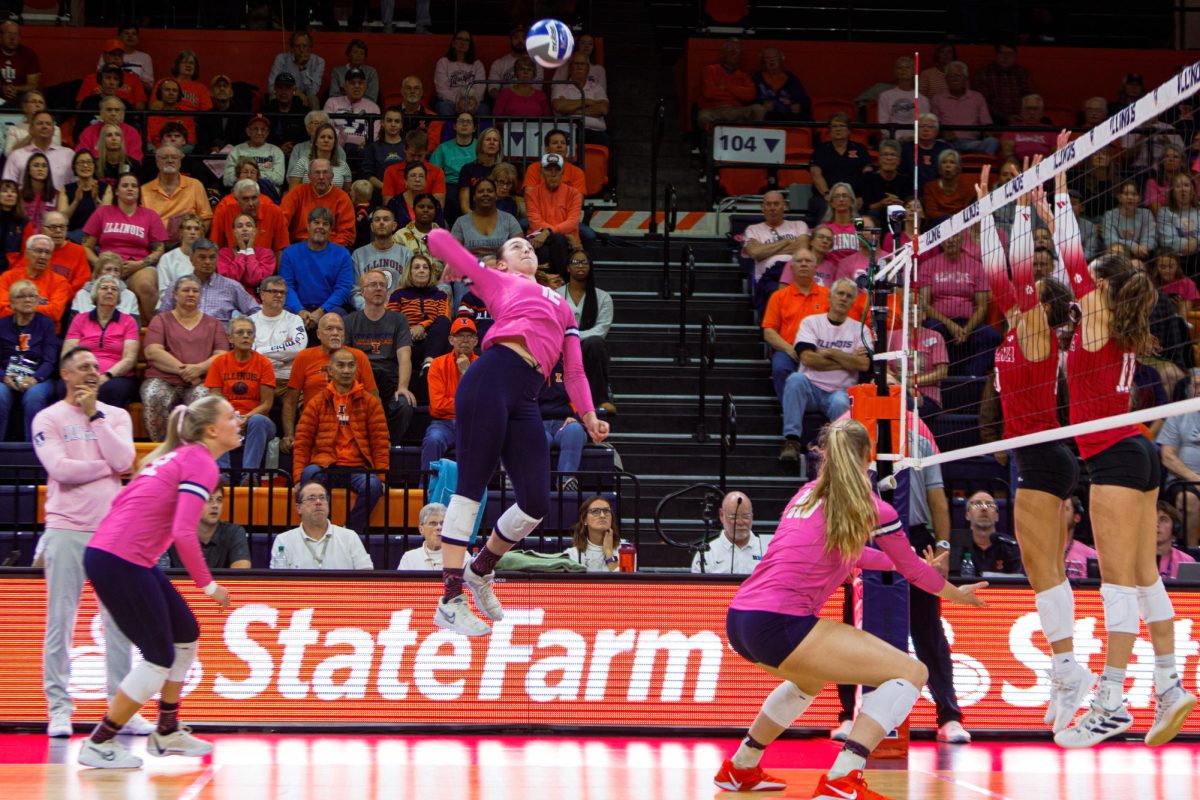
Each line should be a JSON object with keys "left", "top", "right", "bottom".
{"left": 174, "top": 405, "right": 190, "bottom": 438}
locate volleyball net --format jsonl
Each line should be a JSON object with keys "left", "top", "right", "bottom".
{"left": 878, "top": 60, "right": 1200, "bottom": 471}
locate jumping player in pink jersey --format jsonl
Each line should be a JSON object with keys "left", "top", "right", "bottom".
{"left": 78, "top": 395, "right": 241, "bottom": 770}
{"left": 977, "top": 157, "right": 1093, "bottom": 733}
{"left": 714, "top": 419, "right": 987, "bottom": 799}
{"left": 425, "top": 229, "right": 609, "bottom": 636}
{"left": 1054, "top": 132, "right": 1197, "bottom": 747}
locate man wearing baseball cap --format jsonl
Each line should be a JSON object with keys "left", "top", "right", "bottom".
{"left": 93, "top": 25, "right": 153, "bottom": 91}
{"left": 526, "top": 152, "right": 584, "bottom": 277}
{"left": 198, "top": 74, "right": 249, "bottom": 154}
{"left": 223, "top": 113, "right": 286, "bottom": 189}
{"left": 421, "top": 317, "right": 479, "bottom": 474}
{"left": 261, "top": 72, "right": 308, "bottom": 152}
{"left": 323, "top": 67, "right": 380, "bottom": 155}
{"left": 76, "top": 38, "right": 146, "bottom": 109}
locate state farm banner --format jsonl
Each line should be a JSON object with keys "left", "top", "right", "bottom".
{"left": 1, "top": 576, "right": 1197, "bottom": 732}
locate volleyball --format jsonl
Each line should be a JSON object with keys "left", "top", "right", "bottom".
{"left": 526, "top": 19, "right": 574, "bottom": 69}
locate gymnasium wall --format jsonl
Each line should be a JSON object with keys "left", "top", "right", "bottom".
{"left": 1, "top": 573, "right": 1196, "bottom": 734}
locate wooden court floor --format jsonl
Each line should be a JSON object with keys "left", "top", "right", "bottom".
{"left": 0, "top": 733, "right": 1196, "bottom": 799}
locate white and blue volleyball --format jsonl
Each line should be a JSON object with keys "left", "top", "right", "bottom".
{"left": 526, "top": 19, "right": 575, "bottom": 70}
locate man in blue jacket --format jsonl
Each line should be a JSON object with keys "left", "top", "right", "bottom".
{"left": 279, "top": 207, "right": 354, "bottom": 335}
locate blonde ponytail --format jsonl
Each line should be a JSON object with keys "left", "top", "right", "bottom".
{"left": 138, "top": 395, "right": 228, "bottom": 471}
{"left": 798, "top": 418, "right": 878, "bottom": 562}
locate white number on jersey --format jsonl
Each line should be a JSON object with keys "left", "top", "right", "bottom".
{"left": 784, "top": 488, "right": 822, "bottom": 519}
{"left": 140, "top": 450, "right": 179, "bottom": 478}
{"left": 1116, "top": 352, "right": 1136, "bottom": 394}
{"left": 541, "top": 286, "right": 562, "bottom": 305}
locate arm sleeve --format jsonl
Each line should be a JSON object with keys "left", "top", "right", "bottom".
{"left": 1142, "top": 209, "right": 1158, "bottom": 253}
{"left": 581, "top": 289, "right": 613, "bottom": 340}
{"left": 1058, "top": 193, "right": 1094, "bottom": 294}
{"left": 1159, "top": 208, "right": 1180, "bottom": 254}
{"left": 263, "top": 146, "right": 286, "bottom": 187}
{"left": 171, "top": 460, "right": 217, "bottom": 589}
{"left": 426, "top": 228, "right": 503, "bottom": 299}
{"left": 1008, "top": 205, "right": 1040, "bottom": 312}
{"left": 433, "top": 59, "right": 452, "bottom": 102}
{"left": 228, "top": 525, "right": 251, "bottom": 565}
{"left": 350, "top": 530, "right": 374, "bottom": 570}
{"left": 91, "top": 410, "right": 136, "bottom": 474}
{"left": 428, "top": 359, "right": 456, "bottom": 419}
{"left": 874, "top": 529, "right": 947, "bottom": 595}
{"left": 561, "top": 310, "right": 595, "bottom": 417}
{"left": 32, "top": 324, "right": 59, "bottom": 381}
{"left": 981, "top": 209, "right": 1020, "bottom": 315}
{"left": 279, "top": 250, "right": 302, "bottom": 313}
{"left": 324, "top": 252, "right": 355, "bottom": 311}
{"left": 32, "top": 415, "right": 112, "bottom": 483}
{"left": 855, "top": 547, "right": 897, "bottom": 571}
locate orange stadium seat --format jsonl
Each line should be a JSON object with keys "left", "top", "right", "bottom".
{"left": 718, "top": 168, "right": 768, "bottom": 196}
{"left": 584, "top": 143, "right": 610, "bottom": 196}
{"left": 811, "top": 96, "right": 856, "bottom": 121}
{"left": 1044, "top": 105, "right": 1077, "bottom": 129}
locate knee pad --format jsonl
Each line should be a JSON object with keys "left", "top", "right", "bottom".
{"left": 167, "top": 641, "right": 198, "bottom": 683}
{"left": 442, "top": 495, "right": 481, "bottom": 547}
{"left": 1137, "top": 580, "right": 1175, "bottom": 625}
{"left": 859, "top": 678, "right": 920, "bottom": 735}
{"left": 1101, "top": 583, "right": 1140, "bottom": 636}
{"left": 1035, "top": 580, "right": 1076, "bottom": 644}
{"left": 761, "top": 681, "right": 814, "bottom": 729}
{"left": 118, "top": 661, "right": 170, "bottom": 705}
{"left": 494, "top": 503, "right": 543, "bottom": 545}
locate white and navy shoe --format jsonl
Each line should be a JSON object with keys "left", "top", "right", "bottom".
{"left": 434, "top": 594, "right": 491, "bottom": 636}
{"left": 463, "top": 562, "right": 504, "bottom": 622}
{"left": 1054, "top": 700, "right": 1133, "bottom": 748}
{"left": 1145, "top": 682, "right": 1197, "bottom": 746}
{"left": 1049, "top": 664, "right": 1096, "bottom": 734}
{"left": 148, "top": 726, "right": 213, "bottom": 757}
{"left": 120, "top": 713, "right": 156, "bottom": 736}
{"left": 78, "top": 739, "right": 142, "bottom": 769}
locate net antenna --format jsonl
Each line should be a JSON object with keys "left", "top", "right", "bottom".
{"left": 867, "top": 60, "right": 1200, "bottom": 472}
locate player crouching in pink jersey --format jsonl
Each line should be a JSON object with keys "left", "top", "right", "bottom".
{"left": 715, "top": 418, "right": 988, "bottom": 799}
{"left": 78, "top": 396, "right": 240, "bottom": 769}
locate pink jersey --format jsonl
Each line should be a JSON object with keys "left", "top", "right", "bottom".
{"left": 732, "top": 482, "right": 946, "bottom": 616}
{"left": 88, "top": 443, "right": 218, "bottom": 589}
{"left": 32, "top": 400, "right": 135, "bottom": 532}
{"left": 427, "top": 228, "right": 593, "bottom": 416}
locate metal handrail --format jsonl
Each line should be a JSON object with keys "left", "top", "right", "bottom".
{"left": 694, "top": 315, "right": 717, "bottom": 442}
{"left": 659, "top": 183, "right": 678, "bottom": 299}
{"left": 651, "top": 482, "right": 724, "bottom": 572}
{"left": 675, "top": 244, "right": 695, "bottom": 366}
{"left": 718, "top": 392, "right": 737, "bottom": 494}
{"left": 648, "top": 98, "right": 667, "bottom": 236}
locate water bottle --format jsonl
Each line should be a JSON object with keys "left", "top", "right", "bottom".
{"left": 275, "top": 543, "right": 288, "bottom": 568}
{"left": 960, "top": 551, "right": 976, "bottom": 578}
{"left": 618, "top": 542, "right": 636, "bottom": 573}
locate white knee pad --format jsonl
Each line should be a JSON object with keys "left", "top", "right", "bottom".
{"left": 118, "top": 661, "right": 170, "bottom": 705}
{"left": 1137, "top": 580, "right": 1175, "bottom": 624}
{"left": 167, "top": 641, "right": 198, "bottom": 683}
{"left": 1101, "top": 583, "right": 1140, "bottom": 635}
{"left": 859, "top": 678, "right": 920, "bottom": 735}
{"left": 1035, "top": 580, "right": 1076, "bottom": 644}
{"left": 494, "top": 503, "right": 543, "bottom": 544}
{"left": 761, "top": 681, "right": 815, "bottom": 728}
{"left": 442, "top": 495, "right": 481, "bottom": 547}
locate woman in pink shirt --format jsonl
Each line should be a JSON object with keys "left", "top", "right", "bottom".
{"left": 217, "top": 213, "right": 276, "bottom": 295}
{"left": 79, "top": 395, "right": 240, "bottom": 770}
{"left": 715, "top": 419, "right": 986, "bottom": 796}
{"left": 62, "top": 274, "right": 139, "bottom": 406}
{"left": 81, "top": 172, "right": 167, "bottom": 321}
{"left": 425, "top": 230, "right": 608, "bottom": 637}
{"left": 920, "top": 231, "right": 1001, "bottom": 377}
{"left": 493, "top": 56, "right": 551, "bottom": 119}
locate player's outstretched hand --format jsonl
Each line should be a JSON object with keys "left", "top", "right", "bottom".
{"left": 211, "top": 585, "right": 231, "bottom": 611}
{"left": 953, "top": 581, "right": 989, "bottom": 608}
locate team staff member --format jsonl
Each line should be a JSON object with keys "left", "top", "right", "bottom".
{"left": 31, "top": 347, "right": 153, "bottom": 738}
{"left": 78, "top": 396, "right": 239, "bottom": 769}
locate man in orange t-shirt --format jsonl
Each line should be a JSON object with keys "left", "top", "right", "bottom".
{"left": 380, "top": 130, "right": 447, "bottom": 205}
{"left": 281, "top": 313, "right": 377, "bottom": 455}
{"left": 762, "top": 248, "right": 829, "bottom": 400}
{"left": 205, "top": 317, "right": 278, "bottom": 472}
{"left": 420, "top": 317, "right": 478, "bottom": 473}
{"left": 279, "top": 159, "right": 356, "bottom": 247}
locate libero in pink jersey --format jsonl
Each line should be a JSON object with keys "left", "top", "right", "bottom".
{"left": 732, "top": 482, "right": 945, "bottom": 617}
{"left": 79, "top": 397, "right": 240, "bottom": 771}
{"left": 715, "top": 419, "right": 987, "bottom": 799}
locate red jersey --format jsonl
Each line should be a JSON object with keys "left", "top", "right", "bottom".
{"left": 995, "top": 327, "right": 1060, "bottom": 438}
{"left": 1067, "top": 329, "right": 1139, "bottom": 459}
